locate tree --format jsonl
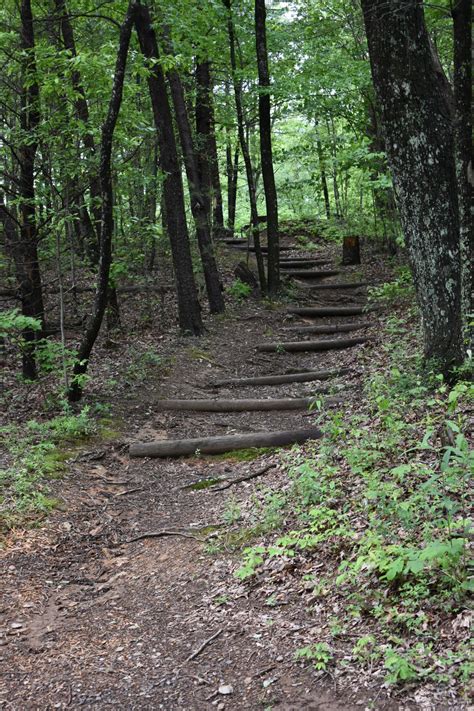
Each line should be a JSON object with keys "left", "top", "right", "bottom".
{"left": 134, "top": 1, "right": 203, "bottom": 336}
{"left": 361, "top": 0, "right": 464, "bottom": 375}
{"left": 255, "top": 0, "right": 279, "bottom": 293}
{"left": 68, "top": 1, "right": 136, "bottom": 401}
{"left": 451, "top": 0, "right": 473, "bottom": 327}
{"left": 1, "top": 0, "right": 46, "bottom": 380}
{"left": 223, "top": 0, "right": 267, "bottom": 292}
{"left": 195, "top": 60, "right": 225, "bottom": 240}
{"left": 161, "top": 26, "right": 224, "bottom": 314}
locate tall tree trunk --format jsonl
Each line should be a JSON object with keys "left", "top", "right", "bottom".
{"left": 316, "top": 132, "right": 331, "bottom": 220}
{"left": 161, "top": 27, "right": 224, "bottom": 314}
{"left": 327, "top": 117, "right": 342, "bottom": 219}
{"left": 16, "top": 0, "right": 45, "bottom": 379}
{"left": 452, "top": 0, "right": 473, "bottom": 329}
{"left": 54, "top": 0, "right": 102, "bottom": 245}
{"left": 195, "top": 61, "right": 224, "bottom": 239}
{"left": 255, "top": 0, "right": 279, "bottom": 294}
{"left": 227, "top": 141, "right": 239, "bottom": 232}
{"left": 134, "top": 3, "right": 203, "bottom": 335}
{"left": 361, "top": 0, "right": 464, "bottom": 375}
{"left": 68, "top": 3, "right": 136, "bottom": 401}
{"left": 223, "top": 0, "right": 267, "bottom": 292}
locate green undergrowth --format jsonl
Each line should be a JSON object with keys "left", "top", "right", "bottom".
{"left": 219, "top": 297, "right": 473, "bottom": 695}
{"left": 0, "top": 406, "right": 109, "bottom": 535}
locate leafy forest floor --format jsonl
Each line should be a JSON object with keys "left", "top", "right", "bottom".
{"left": 1, "top": 225, "right": 472, "bottom": 710}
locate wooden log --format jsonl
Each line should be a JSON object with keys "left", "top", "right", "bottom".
{"left": 279, "top": 259, "right": 330, "bottom": 268}
{"left": 282, "top": 269, "right": 340, "bottom": 278}
{"left": 283, "top": 321, "right": 373, "bottom": 335}
{"left": 129, "top": 427, "right": 323, "bottom": 458}
{"left": 288, "top": 306, "right": 368, "bottom": 317}
{"left": 276, "top": 255, "right": 326, "bottom": 262}
{"left": 296, "top": 281, "right": 367, "bottom": 290}
{"left": 231, "top": 245, "right": 294, "bottom": 252}
{"left": 155, "top": 396, "right": 341, "bottom": 412}
{"left": 212, "top": 367, "right": 349, "bottom": 387}
{"left": 220, "top": 238, "right": 248, "bottom": 245}
{"left": 257, "top": 336, "right": 369, "bottom": 352}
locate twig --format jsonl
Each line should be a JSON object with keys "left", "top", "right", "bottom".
{"left": 114, "top": 487, "right": 144, "bottom": 497}
{"left": 185, "top": 629, "right": 223, "bottom": 663}
{"left": 93, "top": 475, "right": 133, "bottom": 485}
{"left": 211, "top": 463, "right": 277, "bottom": 491}
{"left": 122, "top": 530, "right": 205, "bottom": 545}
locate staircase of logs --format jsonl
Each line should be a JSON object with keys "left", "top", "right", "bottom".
{"left": 130, "top": 235, "right": 374, "bottom": 459}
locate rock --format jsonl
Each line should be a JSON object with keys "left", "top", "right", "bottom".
{"left": 218, "top": 684, "right": 233, "bottom": 695}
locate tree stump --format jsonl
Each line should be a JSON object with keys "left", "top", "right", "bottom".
{"left": 234, "top": 262, "right": 259, "bottom": 291}
{"left": 342, "top": 235, "right": 361, "bottom": 265}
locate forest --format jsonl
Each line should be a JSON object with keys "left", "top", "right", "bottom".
{"left": 0, "top": 0, "right": 472, "bottom": 708}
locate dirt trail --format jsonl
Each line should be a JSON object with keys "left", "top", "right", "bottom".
{"left": 0, "top": 247, "right": 411, "bottom": 710}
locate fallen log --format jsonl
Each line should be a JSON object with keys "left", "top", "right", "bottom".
{"left": 212, "top": 367, "right": 349, "bottom": 387}
{"left": 288, "top": 306, "right": 369, "bottom": 317}
{"left": 296, "top": 281, "right": 367, "bottom": 290}
{"left": 282, "top": 269, "right": 340, "bottom": 278}
{"left": 154, "top": 396, "right": 341, "bottom": 412}
{"left": 129, "top": 427, "right": 323, "bottom": 458}
{"left": 283, "top": 321, "right": 373, "bottom": 335}
{"left": 257, "top": 336, "right": 369, "bottom": 352}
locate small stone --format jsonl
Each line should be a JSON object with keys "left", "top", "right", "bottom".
{"left": 218, "top": 685, "right": 233, "bottom": 695}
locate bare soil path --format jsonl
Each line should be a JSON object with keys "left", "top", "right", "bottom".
{"left": 1, "top": 243, "right": 425, "bottom": 710}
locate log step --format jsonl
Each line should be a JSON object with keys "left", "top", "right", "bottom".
{"left": 257, "top": 336, "right": 369, "bottom": 353}
{"left": 231, "top": 245, "right": 295, "bottom": 252}
{"left": 220, "top": 238, "right": 248, "bottom": 245}
{"left": 129, "top": 427, "right": 323, "bottom": 458}
{"left": 276, "top": 255, "right": 327, "bottom": 263}
{"left": 279, "top": 260, "right": 330, "bottom": 268}
{"left": 296, "top": 281, "right": 367, "bottom": 290}
{"left": 288, "top": 306, "right": 368, "bottom": 317}
{"left": 283, "top": 321, "right": 373, "bottom": 335}
{"left": 155, "top": 396, "right": 341, "bottom": 412}
{"left": 212, "top": 367, "right": 349, "bottom": 387}
{"left": 283, "top": 269, "right": 340, "bottom": 278}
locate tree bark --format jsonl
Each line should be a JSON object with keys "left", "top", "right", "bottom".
{"left": 134, "top": 3, "right": 203, "bottom": 335}
{"left": 129, "top": 427, "right": 323, "bottom": 458}
{"left": 316, "top": 131, "right": 331, "bottom": 219}
{"left": 452, "top": 0, "right": 473, "bottom": 330}
{"left": 361, "top": 0, "right": 464, "bottom": 375}
{"left": 342, "top": 235, "right": 361, "bottom": 265}
{"left": 255, "top": 0, "right": 279, "bottom": 294}
{"left": 14, "top": 0, "right": 46, "bottom": 379}
{"left": 226, "top": 139, "right": 239, "bottom": 232}
{"left": 257, "top": 336, "right": 368, "bottom": 352}
{"left": 195, "top": 61, "right": 225, "bottom": 239}
{"left": 155, "top": 396, "right": 340, "bottom": 412}
{"left": 54, "top": 0, "right": 101, "bottom": 255}
{"left": 68, "top": 3, "right": 136, "bottom": 401}
{"left": 161, "top": 27, "right": 224, "bottom": 314}
{"left": 223, "top": 0, "right": 267, "bottom": 292}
